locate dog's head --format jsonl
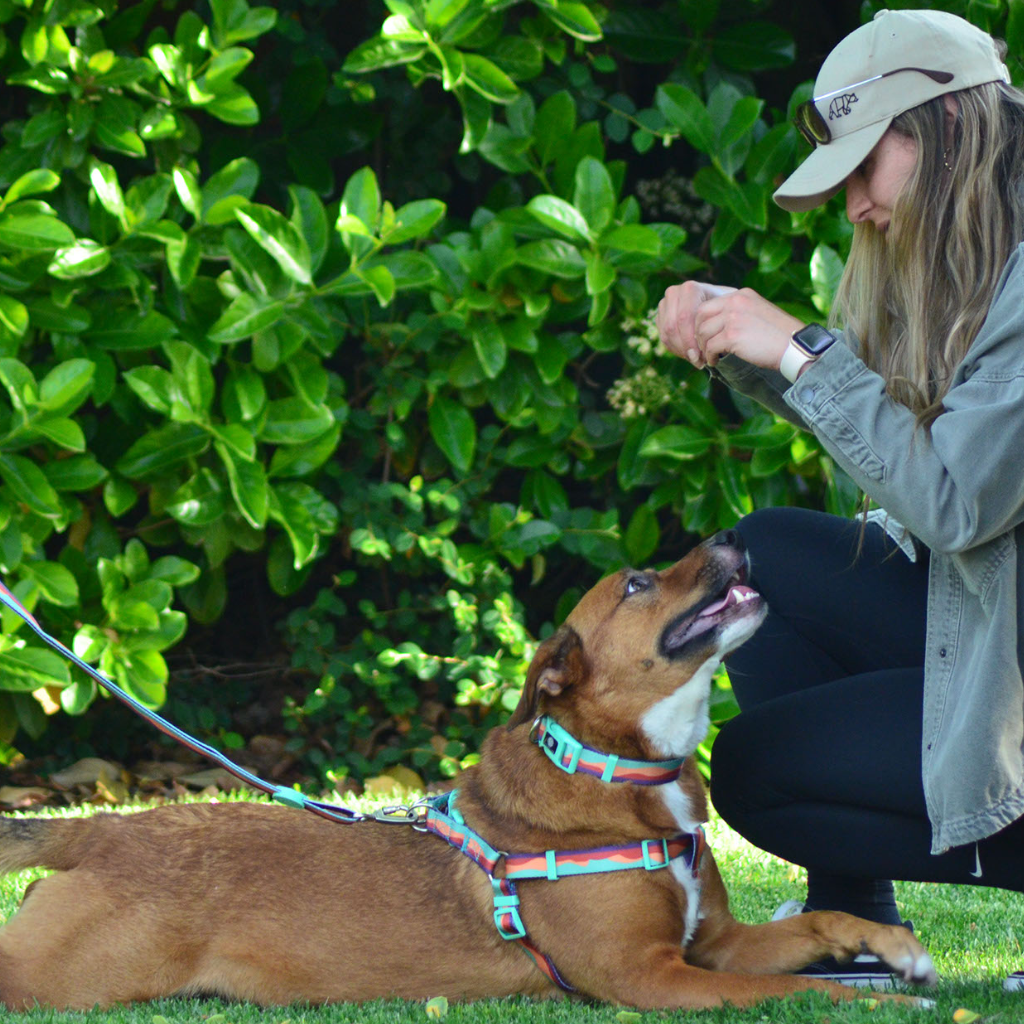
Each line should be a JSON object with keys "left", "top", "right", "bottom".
{"left": 506, "top": 530, "right": 766, "bottom": 760}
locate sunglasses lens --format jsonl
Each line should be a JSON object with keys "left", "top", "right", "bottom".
{"left": 795, "top": 102, "right": 830, "bottom": 147}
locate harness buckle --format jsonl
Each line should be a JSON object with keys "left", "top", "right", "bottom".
{"left": 492, "top": 893, "right": 528, "bottom": 941}
{"left": 641, "top": 838, "right": 671, "bottom": 871}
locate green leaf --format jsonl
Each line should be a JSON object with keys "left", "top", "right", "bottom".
{"left": 534, "top": 91, "right": 576, "bottom": 168}
{"left": 0, "top": 647, "right": 71, "bottom": 691}
{"left": 429, "top": 394, "right": 476, "bottom": 474}
{"left": 32, "top": 417, "right": 86, "bottom": 452}
{"left": 215, "top": 439, "right": 269, "bottom": 528}
{"left": 0, "top": 295, "right": 29, "bottom": 343}
{"left": 543, "top": 1, "right": 602, "bottom": 41}
{"left": 202, "top": 83, "right": 261, "bottom": 126}
{"left": 638, "top": 425, "right": 713, "bottom": 461}
{"left": 624, "top": 505, "right": 659, "bottom": 565}
{"left": 288, "top": 185, "right": 329, "bottom": 274}
{"left": 600, "top": 224, "right": 661, "bottom": 255}
{"left": 4, "top": 169, "right": 61, "bottom": 205}
{"left": 21, "top": 297, "right": 91, "bottom": 333}
{"left": 47, "top": 239, "right": 111, "bottom": 279}
{"left": 268, "top": 484, "right": 320, "bottom": 569}
{"left": 385, "top": 199, "right": 446, "bottom": 244}
{"left": 526, "top": 195, "right": 590, "bottom": 241}
{"left": 223, "top": 364, "right": 267, "bottom": 422}
{"left": 471, "top": 321, "right": 507, "bottom": 379}
{"left": 85, "top": 309, "right": 177, "bottom": 350}
{"left": 43, "top": 453, "right": 107, "bottom": 491}
{"left": 173, "top": 167, "right": 202, "bottom": 218}
{"left": 116, "top": 423, "right": 210, "bottom": 479}
{"left": 713, "top": 22, "right": 795, "bottom": 72}
{"left": 148, "top": 556, "right": 201, "bottom": 586}
{"left": 461, "top": 52, "right": 518, "bottom": 103}
{"left": 89, "top": 160, "right": 125, "bottom": 221}
{"left": 515, "top": 239, "right": 586, "bottom": 278}
{"left": 584, "top": 251, "right": 615, "bottom": 295}
{"left": 338, "top": 166, "right": 381, "bottom": 240}
{"left": 235, "top": 203, "right": 312, "bottom": 285}
{"left": 166, "top": 469, "right": 227, "bottom": 527}
{"left": 201, "top": 157, "right": 259, "bottom": 224}
{"left": 208, "top": 293, "right": 286, "bottom": 343}
{"left": 0, "top": 453, "right": 62, "bottom": 517}
{"left": 261, "top": 398, "right": 335, "bottom": 445}
{"left": 0, "top": 358, "right": 37, "bottom": 411}
{"left": 0, "top": 207, "right": 75, "bottom": 250}
{"left": 810, "top": 244, "right": 844, "bottom": 317}
{"left": 124, "top": 365, "right": 174, "bottom": 414}
{"left": 656, "top": 84, "right": 714, "bottom": 154}
{"left": 574, "top": 156, "right": 615, "bottom": 234}
{"left": 94, "top": 95, "right": 146, "bottom": 157}
{"left": 268, "top": 423, "right": 341, "bottom": 479}
{"left": 21, "top": 561, "right": 78, "bottom": 606}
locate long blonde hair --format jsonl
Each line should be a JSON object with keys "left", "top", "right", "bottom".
{"left": 831, "top": 77, "right": 1024, "bottom": 427}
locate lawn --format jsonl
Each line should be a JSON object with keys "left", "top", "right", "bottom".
{"left": 1, "top": 798, "right": 1020, "bottom": 1024}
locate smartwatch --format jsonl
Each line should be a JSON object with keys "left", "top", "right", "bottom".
{"left": 780, "top": 323, "right": 837, "bottom": 383}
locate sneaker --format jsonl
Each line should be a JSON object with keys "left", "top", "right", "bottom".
{"left": 1004, "top": 971, "right": 1024, "bottom": 991}
{"left": 771, "top": 900, "right": 898, "bottom": 989}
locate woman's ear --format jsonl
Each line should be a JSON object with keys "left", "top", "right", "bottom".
{"left": 943, "top": 94, "right": 959, "bottom": 144}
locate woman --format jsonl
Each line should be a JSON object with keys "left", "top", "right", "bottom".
{"left": 656, "top": 8, "right": 1024, "bottom": 989}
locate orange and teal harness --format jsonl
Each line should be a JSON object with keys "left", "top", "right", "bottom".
{"left": 0, "top": 580, "right": 707, "bottom": 995}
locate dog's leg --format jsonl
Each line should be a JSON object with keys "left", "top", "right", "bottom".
{"left": 688, "top": 911, "right": 935, "bottom": 984}
{"left": 0, "top": 870, "right": 200, "bottom": 1010}
{"left": 685, "top": 858, "right": 935, "bottom": 987}
{"left": 592, "top": 943, "right": 931, "bottom": 1009}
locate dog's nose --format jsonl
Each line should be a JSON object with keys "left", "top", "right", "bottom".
{"left": 708, "top": 529, "right": 743, "bottom": 551}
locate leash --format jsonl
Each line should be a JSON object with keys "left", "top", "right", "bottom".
{"left": 0, "top": 579, "right": 378, "bottom": 825}
{"left": 0, "top": 579, "right": 706, "bottom": 994}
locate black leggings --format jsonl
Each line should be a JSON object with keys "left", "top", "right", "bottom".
{"left": 710, "top": 507, "right": 1024, "bottom": 908}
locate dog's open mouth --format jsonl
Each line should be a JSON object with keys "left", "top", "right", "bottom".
{"left": 659, "top": 567, "right": 763, "bottom": 659}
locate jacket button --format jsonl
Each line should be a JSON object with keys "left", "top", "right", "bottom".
{"left": 939, "top": 647, "right": 947, "bottom": 658}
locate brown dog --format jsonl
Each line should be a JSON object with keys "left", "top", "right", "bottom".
{"left": 0, "top": 531, "right": 936, "bottom": 1011}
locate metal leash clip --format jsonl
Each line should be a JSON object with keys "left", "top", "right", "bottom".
{"left": 372, "top": 803, "right": 429, "bottom": 828}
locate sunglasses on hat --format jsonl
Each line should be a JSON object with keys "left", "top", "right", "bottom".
{"left": 794, "top": 66, "right": 955, "bottom": 148}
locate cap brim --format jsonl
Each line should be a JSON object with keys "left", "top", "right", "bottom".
{"left": 773, "top": 119, "right": 889, "bottom": 212}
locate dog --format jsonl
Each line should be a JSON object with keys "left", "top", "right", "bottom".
{"left": 0, "top": 530, "right": 936, "bottom": 1011}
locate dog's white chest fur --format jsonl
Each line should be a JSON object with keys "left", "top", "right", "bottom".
{"left": 658, "top": 784, "right": 704, "bottom": 946}
{"left": 639, "top": 657, "right": 720, "bottom": 947}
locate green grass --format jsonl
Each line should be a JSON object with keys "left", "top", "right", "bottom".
{"left": 1, "top": 799, "right": 1021, "bottom": 1023}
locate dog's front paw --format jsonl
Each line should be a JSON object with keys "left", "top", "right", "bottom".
{"left": 869, "top": 926, "right": 937, "bottom": 987}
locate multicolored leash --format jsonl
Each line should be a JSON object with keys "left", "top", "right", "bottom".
{"left": 0, "top": 579, "right": 369, "bottom": 825}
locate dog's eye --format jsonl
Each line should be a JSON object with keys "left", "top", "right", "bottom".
{"left": 624, "top": 574, "right": 650, "bottom": 597}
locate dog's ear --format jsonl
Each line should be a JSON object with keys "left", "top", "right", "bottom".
{"left": 505, "top": 625, "right": 585, "bottom": 731}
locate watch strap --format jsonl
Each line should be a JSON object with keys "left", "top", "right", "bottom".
{"left": 780, "top": 341, "right": 814, "bottom": 383}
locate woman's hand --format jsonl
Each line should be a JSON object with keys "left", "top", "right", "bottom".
{"left": 657, "top": 282, "right": 806, "bottom": 371}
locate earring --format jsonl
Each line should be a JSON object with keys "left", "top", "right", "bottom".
{"left": 943, "top": 149, "right": 953, "bottom": 171}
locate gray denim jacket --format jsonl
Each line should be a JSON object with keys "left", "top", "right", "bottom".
{"left": 713, "top": 242, "right": 1024, "bottom": 854}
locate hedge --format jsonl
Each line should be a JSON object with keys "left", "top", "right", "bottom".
{"left": 0, "top": 0, "right": 1017, "bottom": 787}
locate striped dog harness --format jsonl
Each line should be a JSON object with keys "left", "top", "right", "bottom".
{"left": 421, "top": 788, "right": 705, "bottom": 992}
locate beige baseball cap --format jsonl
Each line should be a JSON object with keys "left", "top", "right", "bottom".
{"left": 774, "top": 8, "right": 1011, "bottom": 212}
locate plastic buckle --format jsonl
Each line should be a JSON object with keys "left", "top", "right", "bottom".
{"left": 540, "top": 720, "right": 583, "bottom": 775}
{"left": 641, "top": 838, "right": 671, "bottom": 871}
{"left": 493, "top": 893, "right": 527, "bottom": 940}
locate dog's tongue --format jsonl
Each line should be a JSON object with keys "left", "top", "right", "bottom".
{"left": 698, "top": 585, "right": 757, "bottom": 618}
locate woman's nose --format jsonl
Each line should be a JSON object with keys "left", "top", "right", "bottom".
{"left": 845, "top": 175, "right": 871, "bottom": 224}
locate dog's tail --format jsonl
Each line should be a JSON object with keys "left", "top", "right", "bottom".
{"left": 0, "top": 816, "right": 93, "bottom": 875}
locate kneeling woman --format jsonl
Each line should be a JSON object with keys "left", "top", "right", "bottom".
{"left": 657, "top": 8, "right": 1024, "bottom": 989}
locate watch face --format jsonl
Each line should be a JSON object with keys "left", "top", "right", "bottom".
{"left": 793, "top": 323, "right": 836, "bottom": 356}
